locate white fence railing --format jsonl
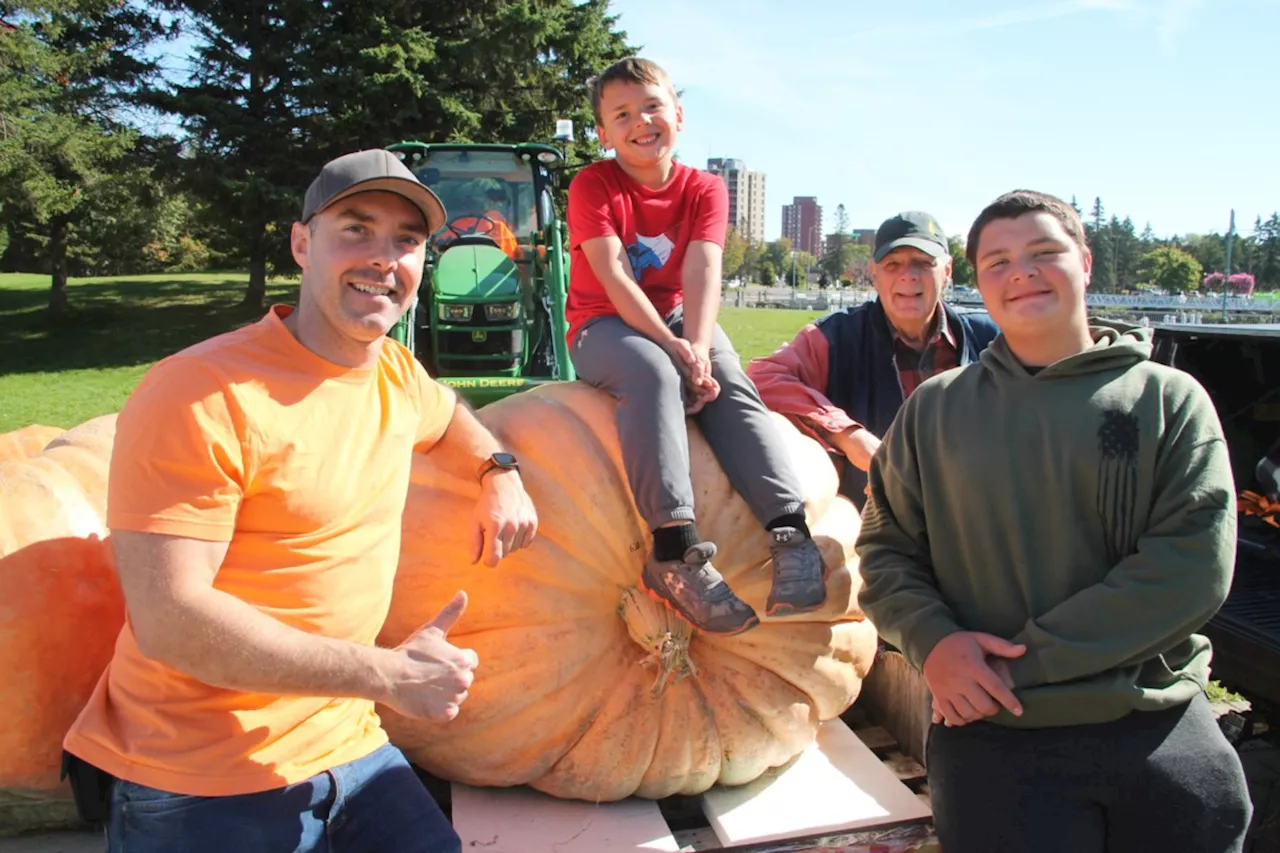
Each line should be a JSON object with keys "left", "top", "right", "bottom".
{"left": 721, "top": 287, "right": 1277, "bottom": 315}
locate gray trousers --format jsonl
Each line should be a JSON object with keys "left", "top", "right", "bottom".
{"left": 571, "top": 308, "right": 805, "bottom": 531}
{"left": 926, "top": 692, "right": 1253, "bottom": 853}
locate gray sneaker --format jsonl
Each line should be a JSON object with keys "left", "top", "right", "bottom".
{"left": 641, "top": 542, "right": 759, "bottom": 636}
{"left": 766, "top": 527, "right": 829, "bottom": 616}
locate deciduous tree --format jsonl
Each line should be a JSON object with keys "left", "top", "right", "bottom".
{"left": 1138, "top": 246, "right": 1202, "bottom": 294}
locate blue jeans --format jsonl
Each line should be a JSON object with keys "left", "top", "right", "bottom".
{"left": 105, "top": 742, "right": 460, "bottom": 853}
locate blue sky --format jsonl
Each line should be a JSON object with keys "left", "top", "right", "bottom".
{"left": 604, "top": 0, "right": 1278, "bottom": 245}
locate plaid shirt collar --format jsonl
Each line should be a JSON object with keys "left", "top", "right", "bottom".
{"left": 885, "top": 305, "right": 959, "bottom": 399}
{"left": 887, "top": 305, "right": 954, "bottom": 351}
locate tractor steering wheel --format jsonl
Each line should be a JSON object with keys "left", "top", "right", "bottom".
{"left": 442, "top": 213, "right": 505, "bottom": 242}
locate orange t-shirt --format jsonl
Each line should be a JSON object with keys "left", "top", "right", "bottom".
{"left": 62, "top": 305, "right": 457, "bottom": 796}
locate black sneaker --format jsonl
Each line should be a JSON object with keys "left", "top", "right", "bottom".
{"left": 640, "top": 542, "right": 759, "bottom": 636}
{"left": 766, "top": 527, "right": 829, "bottom": 616}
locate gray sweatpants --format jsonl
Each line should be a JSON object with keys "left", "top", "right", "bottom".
{"left": 926, "top": 692, "right": 1253, "bottom": 853}
{"left": 571, "top": 307, "right": 805, "bottom": 531}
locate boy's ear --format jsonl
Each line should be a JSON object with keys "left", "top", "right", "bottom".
{"left": 675, "top": 100, "right": 684, "bottom": 131}
{"left": 595, "top": 123, "right": 613, "bottom": 151}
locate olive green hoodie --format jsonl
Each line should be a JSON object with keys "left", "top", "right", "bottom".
{"left": 855, "top": 325, "right": 1237, "bottom": 728}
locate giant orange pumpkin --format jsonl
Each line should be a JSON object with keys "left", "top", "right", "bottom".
{"left": 0, "top": 415, "right": 124, "bottom": 833}
{"left": 378, "top": 383, "right": 879, "bottom": 802}
{"left": 0, "top": 424, "right": 64, "bottom": 464}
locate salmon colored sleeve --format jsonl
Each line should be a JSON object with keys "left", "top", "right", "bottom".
{"left": 413, "top": 360, "right": 458, "bottom": 449}
{"left": 747, "top": 323, "right": 861, "bottom": 441}
{"left": 106, "top": 359, "right": 247, "bottom": 542}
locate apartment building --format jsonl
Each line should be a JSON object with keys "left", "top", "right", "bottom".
{"left": 850, "top": 228, "right": 877, "bottom": 247}
{"left": 706, "top": 158, "right": 766, "bottom": 245}
{"left": 781, "top": 197, "right": 823, "bottom": 256}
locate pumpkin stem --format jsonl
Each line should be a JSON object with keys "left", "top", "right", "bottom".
{"left": 618, "top": 586, "right": 698, "bottom": 697}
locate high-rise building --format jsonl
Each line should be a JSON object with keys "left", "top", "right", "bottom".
{"left": 706, "top": 158, "right": 766, "bottom": 245}
{"left": 782, "top": 197, "right": 823, "bottom": 256}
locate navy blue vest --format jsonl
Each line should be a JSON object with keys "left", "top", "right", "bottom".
{"left": 820, "top": 300, "right": 1000, "bottom": 506}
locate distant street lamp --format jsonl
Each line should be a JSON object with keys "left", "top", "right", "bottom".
{"left": 1221, "top": 209, "right": 1235, "bottom": 322}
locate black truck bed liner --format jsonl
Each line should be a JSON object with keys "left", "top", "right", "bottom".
{"left": 1150, "top": 322, "right": 1280, "bottom": 709}
{"left": 1205, "top": 519, "right": 1280, "bottom": 708}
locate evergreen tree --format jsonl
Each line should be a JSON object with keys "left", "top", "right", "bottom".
{"left": 155, "top": 0, "right": 632, "bottom": 307}
{"left": 1114, "top": 215, "right": 1139, "bottom": 291}
{"left": 821, "top": 203, "right": 851, "bottom": 281}
{"left": 1253, "top": 213, "right": 1280, "bottom": 290}
{"left": 1085, "top": 198, "right": 1113, "bottom": 292}
{"left": 0, "top": 0, "right": 165, "bottom": 311}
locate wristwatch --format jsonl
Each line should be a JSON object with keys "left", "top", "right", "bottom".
{"left": 478, "top": 452, "right": 520, "bottom": 481}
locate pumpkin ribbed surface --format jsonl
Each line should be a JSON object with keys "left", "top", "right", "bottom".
{"left": 0, "top": 415, "right": 123, "bottom": 833}
{"left": 377, "top": 383, "right": 878, "bottom": 802}
{"left": 0, "top": 425, "right": 63, "bottom": 464}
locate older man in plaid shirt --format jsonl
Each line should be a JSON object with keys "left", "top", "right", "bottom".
{"left": 748, "top": 211, "right": 1001, "bottom": 508}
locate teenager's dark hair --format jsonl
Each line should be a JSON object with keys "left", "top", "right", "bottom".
{"left": 589, "top": 57, "right": 673, "bottom": 125}
{"left": 965, "top": 190, "right": 1088, "bottom": 268}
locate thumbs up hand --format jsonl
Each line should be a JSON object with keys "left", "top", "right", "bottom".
{"left": 381, "top": 591, "right": 480, "bottom": 722}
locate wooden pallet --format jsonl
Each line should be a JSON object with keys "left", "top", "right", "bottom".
{"left": 444, "top": 708, "right": 937, "bottom": 853}
{"left": 857, "top": 649, "right": 933, "bottom": 769}
{"left": 0, "top": 708, "right": 936, "bottom": 853}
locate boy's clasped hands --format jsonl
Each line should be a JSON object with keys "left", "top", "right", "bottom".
{"left": 663, "top": 337, "right": 720, "bottom": 415}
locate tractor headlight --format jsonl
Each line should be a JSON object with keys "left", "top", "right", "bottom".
{"left": 438, "top": 303, "right": 472, "bottom": 321}
{"left": 484, "top": 303, "right": 520, "bottom": 321}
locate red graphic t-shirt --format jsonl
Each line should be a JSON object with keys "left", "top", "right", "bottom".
{"left": 564, "top": 159, "right": 729, "bottom": 343}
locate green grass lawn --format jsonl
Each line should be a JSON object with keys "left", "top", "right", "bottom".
{"left": 0, "top": 273, "right": 824, "bottom": 433}
{"left": 0, "top": 272, "right": 300, "bottom": 432}
{"left": 720, "top": 305, "right": 825, "bottom": 363}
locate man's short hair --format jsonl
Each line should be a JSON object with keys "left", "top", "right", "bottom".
{"left": 589, "top": 57, "right": 674, "bottom": 125}
{"left": 965, "top": 190, "right": 1089, "bottom": 268}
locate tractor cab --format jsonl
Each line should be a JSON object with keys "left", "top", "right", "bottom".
{"left": 427, "top": 151, "right": 533, "bottom": 268}
{"left": 385, "top": 142, "right": 576, "bottom": 406}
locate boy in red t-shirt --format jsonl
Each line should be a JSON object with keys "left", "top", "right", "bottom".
{"left": 565, "top": 57, "right": 828, "bottom": 635}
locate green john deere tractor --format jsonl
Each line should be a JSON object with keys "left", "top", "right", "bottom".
{"left": 386, "top": 141, "right": 577, "bottom": 407}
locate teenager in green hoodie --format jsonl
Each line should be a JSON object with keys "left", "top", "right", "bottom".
{"left": 855, "top": 190, "right": 1252, "bottom": 853}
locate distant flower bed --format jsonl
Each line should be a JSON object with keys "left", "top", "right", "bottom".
{"left": 1203, "top": 271, "right": 1257, "bottom": 296}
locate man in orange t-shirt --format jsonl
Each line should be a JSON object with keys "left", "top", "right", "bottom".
{"left": 61, "top": 149, "right": 538, "bottom": 853}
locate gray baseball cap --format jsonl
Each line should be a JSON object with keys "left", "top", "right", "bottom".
{"left": 301, "top": 149, "right": 447, "bottom": 233}
{"left": 873, "top": 211, "right": 949, "bottom": 262}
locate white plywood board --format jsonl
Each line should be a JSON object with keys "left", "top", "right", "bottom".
{"left": 700, "top": 718, "right": 933, "bottom": 847}
{"left": 450, "top": 783, "right": 681, "bottom": 853}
